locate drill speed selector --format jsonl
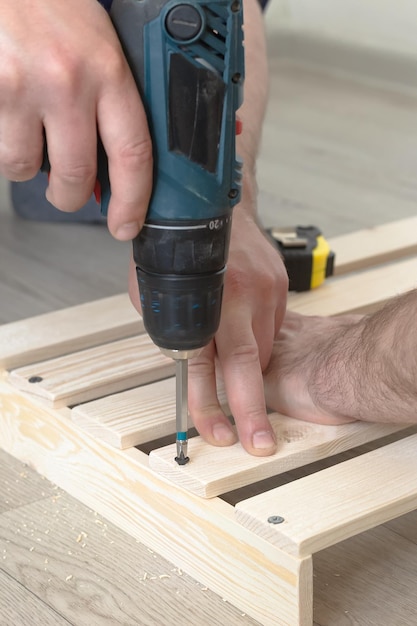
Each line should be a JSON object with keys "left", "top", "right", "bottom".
{"left": 165, "top": 4, "right": 204, "bottom": 41}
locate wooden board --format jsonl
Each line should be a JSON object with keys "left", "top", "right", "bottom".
{"left": 288, "top": 256, "right": 417, "bottom": 316}
{"left": 71, "top": 377, "right": 229, "bottom": 449}
{"left": 235, "top": 434, "right": 417, "bottom": 557}
{"left": 0, "top": 293, "right": 141, "bottom": 369}
{"left": 330, "top": 216, "right": 417, "bottom": 276}
{"left": 8, "top": 334, "right": 174, "bottom": 408}
{"left": 149, "top": 417, "right": 404, "bottom": 498}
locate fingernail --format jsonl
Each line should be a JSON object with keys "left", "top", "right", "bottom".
{"left": 115, "top": 222, "right": 140, "bottom": 240}
{"left": 212, "top": 423, "right": 236, "bottom": 444}
{"left": 252, "top": 430, "right": 276, "bottom": 450}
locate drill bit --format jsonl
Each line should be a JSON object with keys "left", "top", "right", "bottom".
{"left": 175, "top": 357, "right": 189, "bottom": 465}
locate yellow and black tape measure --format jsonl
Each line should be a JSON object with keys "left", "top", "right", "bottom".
{"left": 267, "top": 226, "right": 335, "bottom": 292}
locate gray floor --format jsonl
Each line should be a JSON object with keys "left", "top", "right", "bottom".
{"left": 0, "top": 176, "right": 129, "bottom": 323}
{"left": 1, "top": 56, "right": 417, "bottom": 625}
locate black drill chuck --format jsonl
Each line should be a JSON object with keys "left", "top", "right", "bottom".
{"left": 133, "top": 217, "right": 232, "bottom": 352}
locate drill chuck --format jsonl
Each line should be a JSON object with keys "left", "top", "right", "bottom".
{"left": 134, "top": 215, "right": 232, "bottom": 352}
{"left": 137, "top": 268, "right": 225, "bottom": 352}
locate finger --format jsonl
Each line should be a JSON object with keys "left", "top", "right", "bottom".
{"left": 44, "top": 105, "right": 98, "bottom": 212}
{"left": 97, "top": 65, "right": 153, "bottom": 241}
{"left": 188, "top": 342, "right": 237, "bottom": 447}
{"left": 216, "top": 306, "right": 276, "bottom": 456}
{"left": 0, "top": 112, "right": 44, "bottom": 180}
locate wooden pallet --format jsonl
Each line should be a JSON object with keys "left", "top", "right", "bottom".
{"left": 1, "top": 217, "right": 417, "bottom": 626}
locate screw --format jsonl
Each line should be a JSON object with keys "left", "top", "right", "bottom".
{"left": 267, "top": 515, "right": 285, "bottom": 525}
{"left": 28, "top": 376, "right": 43, "bottom": 383}
{"left": 228, "top": 188, "right": 239, "bottom": 199}
{"left": 231, "top": 1, "right": 241, "bottom": 12}
{"left": 232, "top": 72, "right": 241, "bottom": 84}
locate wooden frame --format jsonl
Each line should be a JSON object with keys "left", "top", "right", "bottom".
{"left": 1, "top": 217, "right": 417, "bottom": 625}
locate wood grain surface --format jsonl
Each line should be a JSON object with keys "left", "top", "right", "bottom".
{"left": 9, "top": 334, "right": 175, "bottom": 408}
{"left": 149, "top": 418, "right": 404, "bottom": 498}
{"left": 235, "top": 434, "right": 417, "bottom": 557}
{"left": 0, "top": 293, "right": 141, "bottom": 369}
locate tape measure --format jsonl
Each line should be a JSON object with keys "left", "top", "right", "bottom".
{"left": 267, "top": 226, "right": 335, "bottom": 292}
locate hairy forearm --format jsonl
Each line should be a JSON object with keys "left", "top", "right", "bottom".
{"left": 311, "top": 290, "right": 417, "bottom": 422}
{"left": 235, "top": 0, "right": 269, "bottom": 215}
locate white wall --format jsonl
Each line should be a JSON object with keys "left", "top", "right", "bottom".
{"left": 265, "top": 0, "right": 417, "bottom": 57}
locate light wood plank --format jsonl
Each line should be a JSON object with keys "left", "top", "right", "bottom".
{"left": 289, "top": 256, "right": 417, "bottom": 316}
{"left": 0, "top": 293, "right": 142, "bottom": 369}
{"left": 235, "top": 434, "right": 417, "bottom": 558}
{"left": 8, "top": 335, "right": 174, "bottom": 408}
{"left": 71, "top": 378, "right": 178, "bottom": 448}
{"left": 0, "top": 376, "right": 313, "bottom": 626}
{"left": 329, "top": 216, "right": 417, "bottom": 276}
{"left": 149, "top": 416, "right": 405, "bottom": 497}
{"left": 71, "top": 378, "right": 229, "bottom": 449}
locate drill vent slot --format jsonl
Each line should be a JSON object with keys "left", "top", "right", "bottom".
{"left": 182, "top": 6, "right": 229, "bottom": 77}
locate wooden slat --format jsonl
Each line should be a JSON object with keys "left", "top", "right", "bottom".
{"left": 8, "top": 335, "right": 174, "bottom": 408}
{"left": 235, "top": 434, "right": 417, "bottom": 558}
{"left": 289, "top": 256, "right": 417, "bottom": 316}
{"left": 329, "top": 216, "right": 417, "bottom": 276}
{"left": 149, "top": 416, "right": 405, "bottom": 498}
{"left": 0, "top": 294, "right": 141, "bottom": 369}
{"left": 71, "top": 378, "right": 229, "bottom": 449}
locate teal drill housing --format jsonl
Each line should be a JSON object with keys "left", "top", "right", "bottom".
{"left": 102, "top": 0, "right": 245, "bottom": 352}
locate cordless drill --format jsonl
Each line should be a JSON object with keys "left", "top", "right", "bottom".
{"left": 45, "top": 0, "right": 244, "bottom": 463}
{"left": 104, "top": 0, "right": 244, "bottom": 464}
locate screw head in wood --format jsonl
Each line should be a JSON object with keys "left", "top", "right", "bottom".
{"left": 267, "top": 515, "right": 285, "bottom": 525}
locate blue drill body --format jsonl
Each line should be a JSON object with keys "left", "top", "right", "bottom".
{"left": 100, "top": 0, "right": 245, "bottom": 353}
